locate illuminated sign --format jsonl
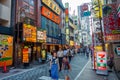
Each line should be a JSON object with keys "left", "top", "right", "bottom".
{"left": 82, "top": 3, "right": 88, "bottom": 11}
{"left": 37, "top": 30, "right": 47, "bottom": 43}
{"left": 22, "top": 46, "right": 29, "bottom": 63}
{"left": 23, "top": 24, "right": 37, "bottom": 42}
{"left": 41, "top": 6, "right": 60, "bottom": 24}
{"left": 105, "top": 34, "right": 120, "bottom": 42}
{"left": 96, "top": 52, "right": 108, "bottom": 75}
{"left": 42, "top": 0, "right": 60, "bottom": 15}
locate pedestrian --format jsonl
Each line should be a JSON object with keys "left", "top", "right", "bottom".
{"left": 50, "top": 51, "right": 59, "bottom": 80}
{"left": 86, "top": 47, "right": 90, "bottom": 58}
{"left": 62, "top": 56, "right": 71, "bottom": 80}
{"left": 107, "top": 54, "right": 114, "bottom": 72}
{"left": 57, "top": 47, "right": 64, "bottom": 71}
{"left": 63, "top": 47, "right": 68, "bottom": 57}
{"left": 67, "top": 48, "right": 72, "bottom": 63}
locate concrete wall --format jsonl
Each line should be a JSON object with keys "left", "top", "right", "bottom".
{"left": 0, "top": 0, "right": 11, "bottom": 27}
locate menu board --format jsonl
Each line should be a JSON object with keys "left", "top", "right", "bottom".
{"left": 23, "top": 24, "right": 37, "bottom": 42}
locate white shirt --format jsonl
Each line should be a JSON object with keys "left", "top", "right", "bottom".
{"left": 57, "top": 50, "right": 63, "bottom": 57}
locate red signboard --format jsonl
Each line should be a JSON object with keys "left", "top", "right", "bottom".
{"left": 103, "top": 4, "right": 120, "bottom": 42}
{"left": 41, "top": 6, "right": 60, "bottom": 24}
{"left": 82, "top": 3, "right": 88, "bottom": 11}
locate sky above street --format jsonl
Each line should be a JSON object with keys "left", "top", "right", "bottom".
{"left": 62, "top": 0, "right": 91, "bottom": 15}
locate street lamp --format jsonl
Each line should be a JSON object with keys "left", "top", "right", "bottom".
{"left": 15, "top": 5, "right": 29, "bottom": 67}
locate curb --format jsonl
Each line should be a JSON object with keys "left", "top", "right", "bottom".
{"left": 0, "top": 62, "right": 49, "bottom": 80}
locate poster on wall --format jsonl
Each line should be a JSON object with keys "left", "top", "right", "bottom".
{"left": 0, "top": 34, "right": 13, "bottom": 67}
{"left": 96, "top": 51, "right": 108, "bottom": 75}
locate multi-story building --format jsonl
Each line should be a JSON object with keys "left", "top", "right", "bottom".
{"left": 78, "top": 3, "right": 91, "bottom": 47}
{"left": 101, "top": 0, "right": 120, "bottom": 77}
{"left": 41, "top": 0, "right": 65, "bottom": 52}
{"left": 69, "top": 16, "right": 75, "bottom": 47}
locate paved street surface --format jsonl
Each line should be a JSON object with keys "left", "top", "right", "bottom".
{"left": 0, "top": 54, "right": 118, "bottom": 80}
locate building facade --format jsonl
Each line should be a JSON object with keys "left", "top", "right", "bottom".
{"left": 78, "top": 3, "right": 91, "bottom": 47}
{"left": 41, "top": 0, "right": 64, "bottom": 52}
{"left": 0, "top": 0, "right": 15, "bottom": 67}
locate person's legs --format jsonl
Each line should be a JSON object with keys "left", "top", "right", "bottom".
{"left": 59, "top": 57, "right": 63, "bottom": 71}
{"left": 69, "top": 56, "right": 72, "bottom": 62}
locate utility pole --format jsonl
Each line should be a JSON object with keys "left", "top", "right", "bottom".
{"left": 98, "top": 0, "right": 105, "bottom": 51}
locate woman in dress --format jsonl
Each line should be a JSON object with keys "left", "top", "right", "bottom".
{"left": 50, "top": 51, "right": 59, "bottom": 80}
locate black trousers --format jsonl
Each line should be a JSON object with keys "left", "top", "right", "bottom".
{"left": 58, "top": 57, "right": 63, "bottom": 71}
{"left": 68, "top": 56, "right": 72, "bottom": 63}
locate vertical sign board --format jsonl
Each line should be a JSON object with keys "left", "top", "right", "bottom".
{"left": 96, "top": 52, "right": 108, "bottom": 75}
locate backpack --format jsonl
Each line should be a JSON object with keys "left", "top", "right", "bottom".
{"left": 64, "top": 61, "right": 70, "bottom": 70}
{"left": 67, "top": 50, "right": 72, "bottom": 56}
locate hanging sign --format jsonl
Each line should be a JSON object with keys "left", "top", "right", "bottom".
{"left": 96, "top": 51, "right": 108, "bottom": 75}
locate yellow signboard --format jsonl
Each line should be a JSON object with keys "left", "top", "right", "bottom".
{"left": 93, "top": 0, "right": 103, "bottom": 18}
{"left": 23, "top": 24, "right": 37, "bottom": 42}
{"left": 42, "top": 0, "right": 60, "bottom": 15}
{"left": 70, "top": 40, "right": 74, "bottom": 46}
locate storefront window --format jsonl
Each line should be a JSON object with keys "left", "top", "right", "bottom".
{"left": 53, "top": 23, "right": 55, "bottom": 37}
{"left": 46, "top": 19, "right": 49, "bottom": 35}
{"left": 49, "top": 20, "right": 52, "bottom": 36}
{"left": 41, "top": 16, "right": 46, "bottom": 30}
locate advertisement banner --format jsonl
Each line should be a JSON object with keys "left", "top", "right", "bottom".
{"left": 37, "top": 29, "right": 47, "bottom": 43}
{"left": 96, "top": 51, "right": 108, "bottom": 75}
{"left": 83, "top": 11, "right": 91, "bottom": 17}
{"left": 41, "top": 6, "right": 60, "bottom": 24}
{"left": 92, "top": 0, "right": 103, "bottom": 18}
{"left": 103, "top": 4, "right": 120, "bottom": 42}
{"left": 23, "top": 24, "right": 37, "bottom": 42}
{"left": 0, "top": 34, "right": 13, "bottom": 67}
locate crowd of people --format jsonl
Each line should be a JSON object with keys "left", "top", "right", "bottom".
{"left": 49, "top": 45, "right": 92, "bottom": 80}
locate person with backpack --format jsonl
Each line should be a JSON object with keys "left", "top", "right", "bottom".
{"left": 62, "top": 56, "right": 71, "bottom": 80}
{"left": 67, "top": 48, "right": 72, "bottom": 63}
{"left": 50, "top": 51, "right": 59, "bottom": 80}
